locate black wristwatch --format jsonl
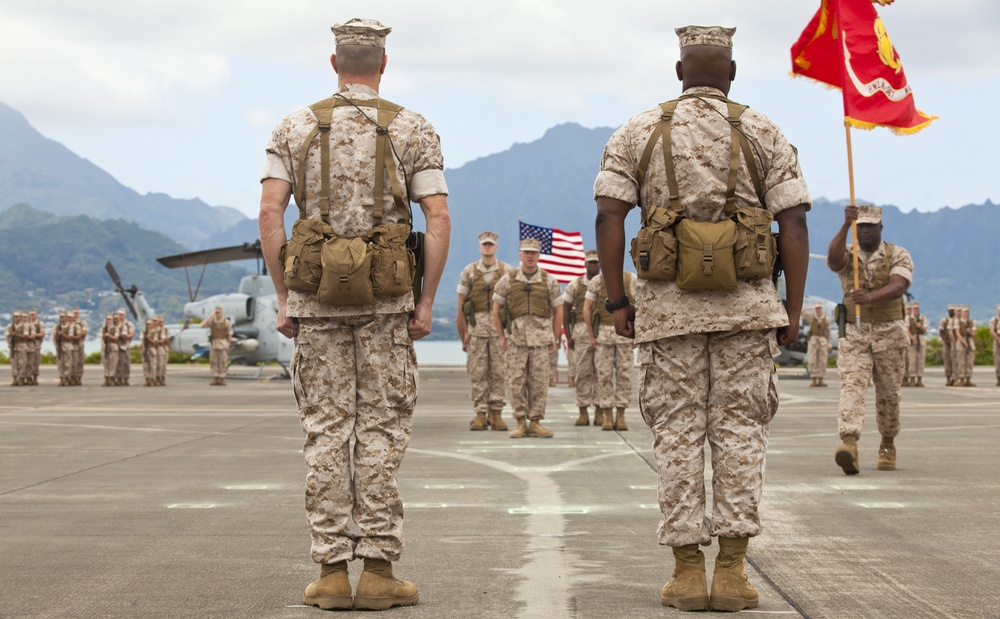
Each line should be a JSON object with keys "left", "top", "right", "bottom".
{"left": 604, "top": 295, "right": 630, "bottom": 312}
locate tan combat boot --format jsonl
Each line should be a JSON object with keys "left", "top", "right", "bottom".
{"left": 593, "top": 407, "right": 605, "bottom": 428}
{"left": 710, "top": 537, "right": 759, "bottom": 612}
{"left": 915, "top": 377, "right": 924, "bottom": 387}
{"left": 967, "top": 377, "right": 977, "bottom": 387}
{"left": 877, "top": 436, "right": 896, "bottom": 471}
{"left": 661, "top": 544, "right": 708, "bottom": 610}
{"left": 575, "top": 407, "right": 590, "bottom": 426}
{"left": 489, "top": 410, "right": 508, "bottom": 431}
{"left": 303, "top": 560, "right": 352, "bottom": 610}
{"left": 469, "top": 411, "right": 488, "bottom": 431}
{"left": 614, "top": 407, "right": 629, "bottom": 431}
{"left": 509, "top": 418, "right": 528, "bottom": 439}
{"left": 817, "top": 378, "right": 828, "bottom": 387}
{"left": 601, "top": 408, "right": 615, "bottom": 431}
{"left": 527, "top": 419, "right": 554, "bottom": 438}
{"left": 809, "top": 377, "right": 818, "bottom": 387}
{"left": 835, "top": 435, "right": 860, "bottom": 475}
{"left": 354, "top": 558, "right": 418, "bottom": 611}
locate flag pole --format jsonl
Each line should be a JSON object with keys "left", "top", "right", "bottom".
{"left": 845, "top": 122, "right": 861, "bottom": 328}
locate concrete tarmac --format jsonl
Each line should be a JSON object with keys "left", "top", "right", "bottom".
{"left": 1, "top": 363, "right": 999, "bottom": 618}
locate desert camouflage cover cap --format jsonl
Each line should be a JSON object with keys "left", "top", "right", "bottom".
{"left": 332, "top": 18, "right": 391, "bottom": 48}
{"left": 585, "top": 250, "right": 599, "bottom": 262}
{"left": 519, "top": 238, "right": 542, "bottom": 252}
{"left": 856, "top": 205, "right": 882, "bottom": 224}
{"left": 676, "top": 25, "right": 735, "bottom": 49}
{"left": 478, "top": 231, "right": 498, "bottom": 244}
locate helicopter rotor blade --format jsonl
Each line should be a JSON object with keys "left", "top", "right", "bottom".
{"left": 105, "top": 261, "right": 139, "bottom": 320}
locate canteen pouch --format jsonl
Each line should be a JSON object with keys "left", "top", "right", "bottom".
{"left": 283, "top": 219, "right": 328, "bottom": 294}
{"left": 630, "top": 206, "right": 680, "bottom": 281}
{"left": 733, "top": 208, "right": 777, "bottom": 280}
{"left": 368, "top": 223, "right": 415, "bottom": 297}
{"left": 317, "top": 236, "right": 375, "bottom": 306}
{"left": 674, "top": 218, "right": 738, "bottom": 291}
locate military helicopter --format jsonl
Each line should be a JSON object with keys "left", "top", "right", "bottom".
{"left": 105, "top": 240, "right": 292, "bottom": 377}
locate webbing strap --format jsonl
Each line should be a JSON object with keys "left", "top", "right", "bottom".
{"left": 296, "top": 96, "right": 409, "bottom": 226}
{"left": 637, "top": 94, "right": 765, "bottom": 221}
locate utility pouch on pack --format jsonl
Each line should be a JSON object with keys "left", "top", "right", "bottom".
{"left": 732, "top": 208, "right": 777, "bottom": 280}
{"left": 834, "top": 303, "right": 848, "bottom": 339}
{"left": 368, "top": 222, "right": 414, "bottom": 297}
{"left": 674, "top": 218, "right": 737, "bottom": 291}
{"left": 317, "top": 236, "right": 374, "bottom": 306}
{"left": 407, "top": 231, "right": 425, "bottom": 303}
{"left": 283, "top": 219, "right": 329, "bottom": 294}
{"left": 463, "top": 300, "right": 475, "bottom": 327}
{"left": 631, "top": 206, "right": 680, "bottom": 281}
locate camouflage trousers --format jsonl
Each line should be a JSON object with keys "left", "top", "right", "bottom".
{"left": 466, "top": 335, "right": 506, "bottom": 413}
{"left": 506, "top": 343, "right": 551, "bottom": 420}
{"left": 116, "top": 346, "right": 130, "bottom": 382}
{"left": 566, "top": 341, "right": 575, "bottom": 382}
{"left": 807, "top": 336, "right": 828, "bottom": 378}
{"left": 594, "top": 342, "right": 633, "bottom": 409}
{"left": 58, "top": 345, "right": 74, "bottom": 380}
{"left": 994, "top": 341, "right": 1000, "bottom": 379}
{"left": 905, "top": 340, "right": 925, "bottom": 379}
{"left": 837, "top": 335, "right": 904, "bottom": 440}
{"left": 210, "top": 347, "right": 228, "bottom": 379}
{"left": 12, "top": 348, "right": 29, "bottom": 380}
{"left": 637, "top": 329, "right": 777, "bottom": 547}
{"left": 153, "top": 347, "right": 167, "bottom": 382}
{"left": 941, "top": 340, "right": 952, "bottom": 381}
{"left": 142, "top": 350, "right": 153, "bottom": 382}
{"left": 103, "top": 347, "right": 118, "bottom": 379}
{"left": 25, "top": 348, "right": 39, "bottom": 379}
{"left": 951, "top": 342, "right": 973, "bottom": 380}
{"left": 571, "top": 324, "right": 596, "bottom": 407}
{"left": 293, "top": 314, "right": 417, "bottom": 565}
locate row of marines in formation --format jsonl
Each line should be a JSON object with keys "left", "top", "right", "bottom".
{"left": 457, "top": 232, "right": 637, "bottom": 438}
{"left": 4, "top": 309, "right": 170, "bottom": 387}
{"left": 806, "top": 301, "right": 997, "bottom": 388}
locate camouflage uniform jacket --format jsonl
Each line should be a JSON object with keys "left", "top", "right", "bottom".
{"left": 593, "top": 86, "right": 811, "bottom": 343}
{"left": 457, "top": 260, "right": 513, "bottom": 337}
{"left": 261, "top": 83, "right": 448, "bottom": 319}
{"left": 829, "top": 241, "right": 913, "bottom": 351}
{"left": 493, "top": 269, "right": 563, "bottom": 347}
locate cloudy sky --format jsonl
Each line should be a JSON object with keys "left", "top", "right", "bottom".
{"left": 2, "top": 0, "right": 998, "bottom": 218}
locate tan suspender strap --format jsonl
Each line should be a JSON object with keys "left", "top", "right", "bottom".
{"left": 723, "top": 101, "right": 747, "bottom": 217}
{"left": 658, "top": 100, "right": 682, "bottom": 213}
{"left": 298, "top": 96, "right": 409, "bottom": 226}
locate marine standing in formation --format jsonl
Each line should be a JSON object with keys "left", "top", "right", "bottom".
{"left": 806, "top": 302, "right": 829, "bottom": 387}
{"left": 593, "top": 26, "right": 810, "bottom": 612}
{"left": 491, "top": 237, "right": 563, "bottom": 439}
{"left": 69, "top": 309, "right": 86, "bottom": 385}
{"left": 828, "top": 205, "right": 912, "bottom": 475}
{"left": 259, "top": 17, "right": 451, "bottom": 610}
{"left": 114, "top": 309, "right": 134, "bottom": 386}
{"left": 200, "top": 306, "right": 233, "bottom": 386}
{"left": 24, "top": 309, "right": 43, "bottom": 385}
{"left": 950, "top": 305, "right": 975, "bottom": 387}
{"left": 904, "top": 301, "right": 927, "bottom": 387}
{"left": 940, "top": 305, "right": 956, "bottom": 385}
{"left": 990, "top": 305, "right": 1000, "bottom": 387}
{"left": 6, "top": 311, "right": 26, "bottom": 385}
{"left": 456, "top": 231, "right": 511, "bottom": 431}
{"left": 583, "top": 269, "right": 636, "bottom": 431}
{"left": 152, "top": 316, "right": 169, "bottom": 385}
{"left": 562, "top": 251, "right": 600, "bottom": 426}
{"left": 100, "top": 314, "right": 116, "bottom": 386}
{"left": 54, "top": 312, "right": 74, "bottom": 386}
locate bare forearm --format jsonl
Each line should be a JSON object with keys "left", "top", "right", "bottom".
{"left": 416, "top": 194, "right": 451, "bottom": 311}
{"left": 776, "top": 205, "right": 809, "bottom": 320}
{"left": 259, "top": 179, "right": 292, "bottom": 302}
{"left": 595, "top": 197, "right": 631, "bottom": 300}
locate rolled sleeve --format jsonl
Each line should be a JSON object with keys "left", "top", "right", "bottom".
{"left": 260, "top": 151, "right": 292, "bottom": 184}
{"left": 410, "top": 169, "right": 448, "bottom": 202}
{"left": 765, "top": 177, "right": 811, "bottom": 215}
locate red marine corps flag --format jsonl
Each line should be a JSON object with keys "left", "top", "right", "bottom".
{"left": 791, "top": 0, "right": 937, "bottom": 134}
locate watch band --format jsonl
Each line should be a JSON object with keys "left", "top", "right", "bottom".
{"left": 604, "top": 295, "right": 630, "bottom": 312}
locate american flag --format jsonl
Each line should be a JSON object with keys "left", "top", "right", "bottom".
{"left": 518, "top": 221, "right": 586, "bottom": 284}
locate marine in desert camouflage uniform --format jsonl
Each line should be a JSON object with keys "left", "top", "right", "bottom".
{"left": 114, "top": 309, "right": 134, "bottom": 386}
{"left": 594, "top": 26, "right": 810, "bottom": 612}
{"left": 24, "top": 309, "right": 43, "bottom": 385}
{"left": 903, "top": 301, "right": 928, "bottom": 387}
{"left": 201, "top": 306, "right": 233, "bottom": 386}
{"left": 562, "top": 251, "right": 600, "bottom": 426}
{"left": 807, "top": 302, "right": 830, "bottom": 387}
{"left": 6, "top": 311, "right": 23, "bottom": 385}
{"left": 153, "top": 316, "right": 169, "bottom": 386}
{"left": 54, "top": 312, "right": 74, "bottom": 386}
{"left": 69, "top": 309, "right": 86, "bottom": 385}
{"left": 583, "top": 270, "right": 636, "bottom": 431}
{"left": 940, "top": 305, "right": 956, "bottom": 385}
{"left": 990, "top": 305, "right": 1000, "bottom": 387}
{"left": 100, "top": 314, "right": 117, "bottom": 387}
{"left": 828, "top": 205, "right": 912, "bottom": 476}
{"left": 456, "top": 231, "right": 512, "bottom": 431}
{"left": 492, "top": 238, "right": 563, "bottom": 439}
{"left": 950, "top": 305, "right": 976, "bottom": 387}
{"left": 258, "top": 18, "right": 450, "bottom": 611}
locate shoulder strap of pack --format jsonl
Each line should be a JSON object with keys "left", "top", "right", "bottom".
{"left": 636, "top": 95, "right": 765, "bottom": 221}
{"left": 295, "top": 96, "right": 409, "bottom": 226}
